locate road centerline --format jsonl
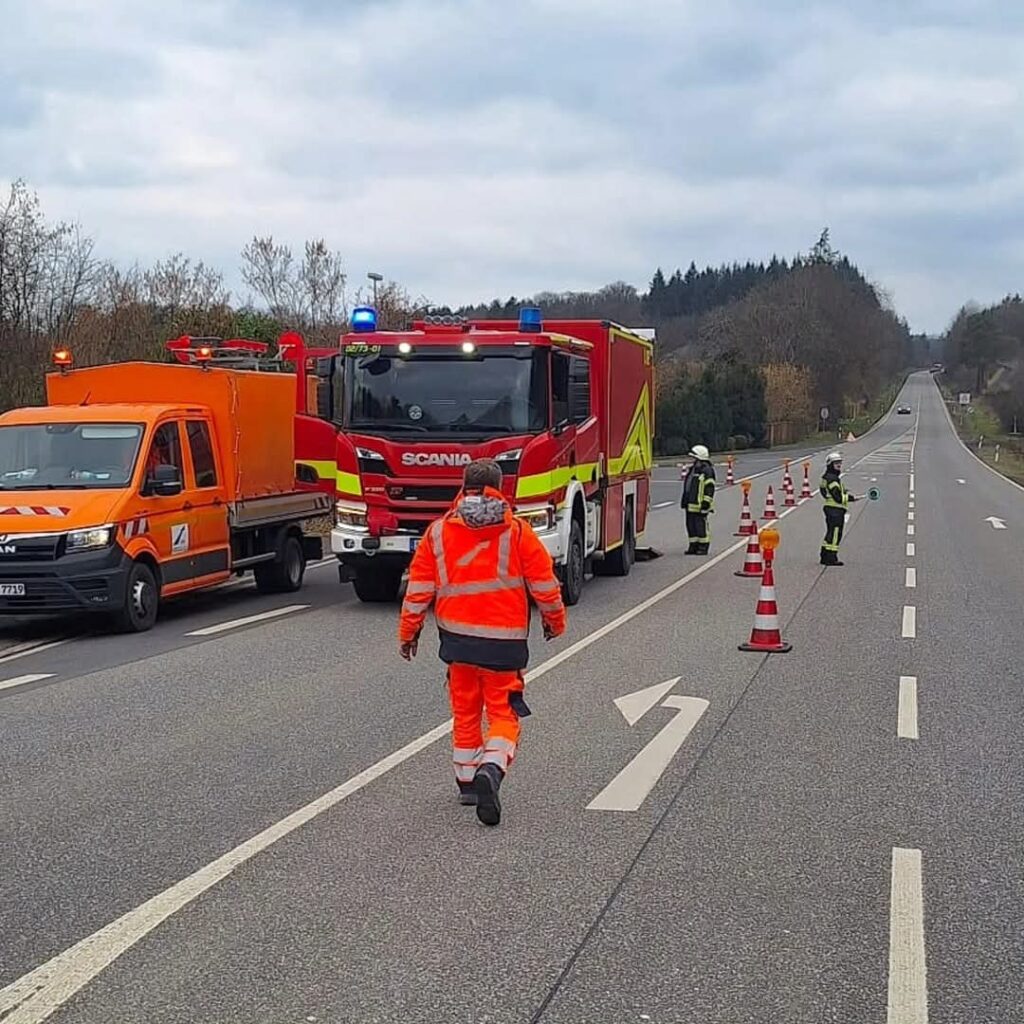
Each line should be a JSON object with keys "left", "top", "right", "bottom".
{"left": 898, "top": 677, "right": 919, "bottom": 740}
{"left": 887, "top": 847, "right": 928, "bottom": 1022}
{"left": 902, "top": 606, "right": 917, "bottom": 638}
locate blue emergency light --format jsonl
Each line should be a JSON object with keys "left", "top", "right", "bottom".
{"left": 519, "top": 306, "right": 543, "bottom": 333}
{"left": 351, "top": 305, "right": 378, "bottom": 333}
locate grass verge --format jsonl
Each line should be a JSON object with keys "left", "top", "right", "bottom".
{"left": 939, "top": 384, "right": 1024, "bottom": 487}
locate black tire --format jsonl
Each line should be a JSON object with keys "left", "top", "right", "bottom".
{"left": 113, "top": 560, "right": 159, "bottom": 633}
{"left": 352, "top": 566, "right": 403, "bottom": 603}
{"left": 255, "top": 535, "right": 305, "bottom": 594}
{"left": 561, "top": 518, "right": 585, "bottom": 607}
{"left": 598, "top": 507, "right": 635, "bottom": 577}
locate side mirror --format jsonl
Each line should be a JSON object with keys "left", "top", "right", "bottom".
{"left": 149, "top": 463, "right": 183, "bottom": 497}
{"left": 551, "top": 419, "right": 570, "bottom": 438}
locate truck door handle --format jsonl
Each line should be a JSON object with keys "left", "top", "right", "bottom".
{"left": 183, "top": 501, "right": 194, "bottom": 510}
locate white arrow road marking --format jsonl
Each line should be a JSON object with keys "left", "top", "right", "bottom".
{"left": 613, "top": 678, "right": 680, "bottom": 725}
{"left": 956, "top": 479, "right": 965, "bottom": 485}
{"left": 0, "top": 673, "right": 55, "bottom": 694}
{"left": 984, "top": 516, "right": 1007, "bottom": 530}
{"left": 588, "top": 695, "right": 709, "bottom": 812}
{"left": 887, "top": 847, "right": 928, "bottom": 1023}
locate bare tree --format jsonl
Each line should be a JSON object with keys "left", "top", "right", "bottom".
{"left": 299, "top": 239, "right": 346, "bottom": 328}
{"left": 240, "top": 236, "right": 298, "bottom": 321}
{"left": 144, "top": 253, "right": 230, "bottom": 312}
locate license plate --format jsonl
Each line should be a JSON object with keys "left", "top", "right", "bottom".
{"left": 409, "top": 538, "right": 419, "bottom": 552}
{"left": 0, "top": 584, "right": 25, "bottom": 596}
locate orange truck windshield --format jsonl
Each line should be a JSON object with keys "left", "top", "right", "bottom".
{"left": 0, "top": 422, "right": 143, "bottom": 490}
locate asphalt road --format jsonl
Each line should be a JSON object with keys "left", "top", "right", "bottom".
{"left": 1, "top": 372, "right": 1020, "bottom": 1023}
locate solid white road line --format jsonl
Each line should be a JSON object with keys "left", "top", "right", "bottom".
{"left": 186, "top": 605, "right": 309, "bottom": 637}
{"left": 902, "top": 606, "right": 917, "bottom": 639}
{"left": 906, "top": 543, "right": 915, "bottom": 557}
{"left": 907, "top": 524, "right": 915, "bottom": 536}
{"left": 0, "top": 638, "right": 71, "bottom": 666}
{"left": 0, "top": 673, "right": 55, "bottom": 694}
{"left": 887, "top": 847, "right": 928, "bottom": 1023}
{"left": 898, "top": 677, "right": 919, "bottom": 740}
{"left": 0, "top": 431, "right": 906, "bottom": 1023}
{"left": 652, "top": 501, "right": 675, "bottom": 509}
{"left": 905, "top": 568, "right": 917, "bottom": 589}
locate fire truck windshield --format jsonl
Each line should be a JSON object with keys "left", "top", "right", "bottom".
{"left": 346, "top": 346, "right": 548, "bottom": 437}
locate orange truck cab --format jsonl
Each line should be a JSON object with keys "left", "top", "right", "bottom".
{"left": 0, "top": 353, "right": 329, "bottom": 631}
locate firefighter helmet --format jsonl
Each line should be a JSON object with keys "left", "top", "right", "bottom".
{"left": 826, "top": 451, "right": 843, "bottom": 466}
{"left": 689, "top": 444, "right": 710, "bottom": 461}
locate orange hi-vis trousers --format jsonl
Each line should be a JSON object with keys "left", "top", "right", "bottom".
{"left": 448, "top": 663, "right": 522, "bottom": 783}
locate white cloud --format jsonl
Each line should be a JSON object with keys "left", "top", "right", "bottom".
{"left": 1, "top": 0, "right": 1023, "bottom": 331}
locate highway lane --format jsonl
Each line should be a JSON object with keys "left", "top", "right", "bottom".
{"left": 3, "top": 377, "right": 1002, "bottom": 1022}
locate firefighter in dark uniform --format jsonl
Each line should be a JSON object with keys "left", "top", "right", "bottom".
{"left": 820, "top": 451, "right": 859, "bottom": 565}
{"left": 681, "top": 444, "right": 716, "bottom": 555}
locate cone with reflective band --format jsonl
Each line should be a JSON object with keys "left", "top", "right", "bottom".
{"left": 800, "top": 464, "right": 812, "bottom": 499}
{"left": 739, "top": 558, "right": 792, "bottom": 653}
{"left": 734, "top": 522, "right": 764, "bottom": 577}
{"left": 762, "top": 485, "right": 778, "bottom": 520}
{"left": 726, "top": 460, "right": 735, "bottom": 486}
{"left": 734, "top": 489, "right": 756, "bottom": 536}
{"left": 784, "top": 478, "right": 796, "bottom": 507}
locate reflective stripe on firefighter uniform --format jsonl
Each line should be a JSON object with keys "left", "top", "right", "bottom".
{"left": 398, "top": 486, "right": 567, "bottom": 780}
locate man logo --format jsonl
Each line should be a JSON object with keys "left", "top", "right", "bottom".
{"left": 0, "top": 536, "right": 15, "bottom": 555}
{"left": 400, "top": 452, "right": 472, "bottom": 468}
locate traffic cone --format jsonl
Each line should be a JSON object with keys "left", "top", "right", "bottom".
{"left": 784, "top": 479, "right": 796, "bottom": 507}
{"left": 734, "top": 523, "right": 764, "bottom": 577}
{"left": 726, "top": 459, "right": 735, "bottom": 486}
{"left": 734, "top": 490, "right": 756, "bottom": 536}
{"left": 846, "top": 431, "right": 856, "bottom": 443}
{"left": 800, "top": 463, "right": 812, "bottom": 499}
{"left": 738, "top": 556, "right": 792, "bottom": 653}
{"left": 762, "top": 485, "right": 778, "bottom": 520}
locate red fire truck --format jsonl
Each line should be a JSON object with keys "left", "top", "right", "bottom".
{"left": 319, "top": 306, "right": 655, "bottom": 605}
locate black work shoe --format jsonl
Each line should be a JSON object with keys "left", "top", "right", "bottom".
{"left": 697, "top": 544, "right": 710, "bottom": 555}
{"left": 684, "top": 546, "right": 699, "bottom": 555}
{"left": 473, "top": 764, "right": 503, "bottom": 826}
{"left": 458, "top": 783, "right": 477, "bottom": 806}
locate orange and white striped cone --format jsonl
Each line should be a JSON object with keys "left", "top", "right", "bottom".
{"left": 734, "top": 522, "right": 764, "bottom": 577}
{"left": 784, "top": 479, "right": 796, "bottom": 507}
{"left": 734, "top": 490, "right": 756, "bottom": 536}
{"left": 762, "top": 485, "right": 778, "bottom": 520}
{"left": 800, "top": 464, "right": 812, "bottom": 499}
{"left": 739, "top": 556, "right": 792, "bottom": 653}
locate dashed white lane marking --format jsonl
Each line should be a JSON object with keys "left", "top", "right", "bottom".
{"left": 0, "top": 673, "right": 55, "bottom": 694}
{"left": 186, "top": 605, "right": 309, "bottom": 637}
{"left": 0, "top": 639, "right": 71, "bottom": 666}
{"left": 910, "top": 472, "right": 916, "bottom": 491}
{"left": 902, "top": 606, "right": 917, "bottom": 638}
{"left": 907, "top": 511, "right": 915, "bottom": 521}
{"left": 898, "top": 676, "right": 919, "bottom": 740}
{"left": 908, "top": 501, "right": 915, "bottom": 510}
{"left": 905, "top": 568, "right": 917, "bottom": 589}
{"left": 887, "top": 847, "right": 928, "bottom": 1023}
{"left": 907, "top": 524, "right": 915, "bottom": 536}
{"left": 906, "top": 543, "right": 915, "bottom": 557}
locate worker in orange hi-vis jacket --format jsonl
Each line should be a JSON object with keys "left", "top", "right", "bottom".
{"left": 398, "top": 458, "right": 567, "bottom": 826}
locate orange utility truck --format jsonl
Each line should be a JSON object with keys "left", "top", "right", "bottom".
{"left": 0, "top": 350, "right": 329, "bottom": 631}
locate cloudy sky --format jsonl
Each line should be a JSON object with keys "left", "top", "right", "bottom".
{"left": 2, "top": 0, "right": 1023, "bottom": 332}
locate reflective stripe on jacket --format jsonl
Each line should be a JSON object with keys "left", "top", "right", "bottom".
{"left": 681, "top": 461, "right": 716, "bottom": 514}
{"left": 398, "top": 486, "right": 567, "bottom": 670}
{"left": 820, "top": 468, "right": 848, "bottom": 510}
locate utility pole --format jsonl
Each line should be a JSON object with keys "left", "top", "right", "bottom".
{"left": 367, "top": 271, "right": 383, "bottom": 307}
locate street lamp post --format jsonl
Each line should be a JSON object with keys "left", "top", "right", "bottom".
{"left": 367, "top": 271, "right": 383, "bottom": 307}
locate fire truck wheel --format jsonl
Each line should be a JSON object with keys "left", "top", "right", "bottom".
{"left": 113, "top": 560, "right": 159, "bottom": 633}
{"left": 561, "top": 519, "right": 585, "bottom": 607}
{"left": 598, "top": 506, "right": 634, "bottom": 578}
{"left": 352, "top": 566, "right": 403, "bottom": 603}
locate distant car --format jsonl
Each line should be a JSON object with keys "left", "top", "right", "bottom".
{"left": 897, "top": 405, "right": 912, "bottom": 414}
